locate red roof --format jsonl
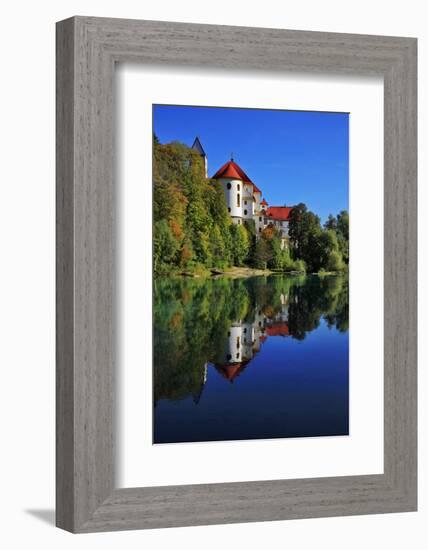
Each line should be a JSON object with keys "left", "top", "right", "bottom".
{"left": 261, "top": 198, "right": 268, "bottom": 206}
{"left": 266, "top": 206, "right": 293, "bottom": 221}
{"left": 252, "top": 184, "right": 261, "bottom": 194}
{"left": 266, "top": 323, "right": 290, "bottom": 337}
{"left": 212, "top": 160, "right": 253, "bottom": 183}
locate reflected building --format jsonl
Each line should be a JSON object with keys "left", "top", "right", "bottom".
{"left": 154, "top": 274, "right": 349, "bottom": 408}
{"left": 213, "top": 291, "right": 293, "bottom": 382}
{"left": 214, "top": 314, "right": 265, "bottom": 382}
{"left": 212, "top": 293, "right": 293, "bottom": 382}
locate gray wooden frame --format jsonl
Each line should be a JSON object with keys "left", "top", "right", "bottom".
{"left": 56, "top": 16, "right": 417, "bottom": 533}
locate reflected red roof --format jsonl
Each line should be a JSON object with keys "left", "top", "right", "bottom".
{"left": 266, "top": 323, "right": 290, "bottom": 337}
{"left": 214, "top": 362, "right": 247, "bottom": 382}
{"left": 213, "top": 160, "right": 253, "bottom": 183}
{"left": 266, "top": 206, "right": 293, "bottom": 221}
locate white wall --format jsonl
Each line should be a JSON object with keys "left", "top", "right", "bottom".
{"left": 0, "top": 0, "right": 425, "bottom": 548}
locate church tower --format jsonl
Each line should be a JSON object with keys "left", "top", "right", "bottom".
{"left": 191, "top": 137, "right": 208, "bottom": 178}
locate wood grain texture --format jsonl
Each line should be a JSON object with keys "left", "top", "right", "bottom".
{"left": 56, "top": 16, "right": 417, "bottom": 533}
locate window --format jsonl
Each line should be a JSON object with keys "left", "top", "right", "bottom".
{"left": 227, "top": 182, "right": 231, "bottom": 190}
{"left": 227, "top": 354, "right": 232, "bottom": 361}
{"left": 237, "top": 193, "right": 240, "bottom": 207}
{"left": 236, "top": 353, "right": 240, "bottom": 359}
{"left": 244, "top": 209, "right": 247, "bottom": 215}
{"left": 259, "top": 227, "right": 262, "bottom": 233}
{"left": 259, "top": 216, "right": 262, "bottom": 221}
{"left": 228, "top": 207, "right": 231, "bottom": 213}
{"left": 244, "top": 200, "right": 247, "bottom": 205}
{"left": 237, "top": 219, "right": 241, "bottom": 225}
{"left": 237, "top": 184, "right": 240, "bottom": 191}
{"left": 243, "top": 328, "right": 247, "bottom": 334}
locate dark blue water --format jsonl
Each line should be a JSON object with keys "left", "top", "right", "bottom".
{"left": 153, "top": 274, "right": 348, "bottom": 444}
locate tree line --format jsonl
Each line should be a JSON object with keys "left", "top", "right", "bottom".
{"left": 153, "top": 138, "right": 349, "bottom": 275}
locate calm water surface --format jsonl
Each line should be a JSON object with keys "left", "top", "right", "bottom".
{"left": 153, "top": 274, "right": 348, "bottom": 444}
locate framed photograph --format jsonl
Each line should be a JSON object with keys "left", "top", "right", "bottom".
{"left": 56, "top": 17, "right": 417, "bottom": 532}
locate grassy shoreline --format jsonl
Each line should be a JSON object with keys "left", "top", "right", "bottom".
{"left": 155, "top": 265, "right": 346, "bottom": 279}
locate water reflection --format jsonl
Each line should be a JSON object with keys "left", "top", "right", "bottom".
{"left": 153, "top": 274, "right": 349, "bottom": 443}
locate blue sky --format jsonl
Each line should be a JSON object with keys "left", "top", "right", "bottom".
{"left": 153, "top": 104, "right": 348, "bottom": 223}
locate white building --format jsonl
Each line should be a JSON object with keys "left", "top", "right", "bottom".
{"left": 192, "top": 138, "right": 294, "bottom": 248}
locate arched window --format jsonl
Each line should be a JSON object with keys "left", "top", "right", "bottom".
{"left": 228, "top": 207, "right": 231, "bottom": 213}
{"left": 227, "top": 182, "right": 231, "bottom": 190}
{"left": 237, "top": 184, "right": 240, "bottom": 191}
{"left": 237, "top": 193, "right": 240, "bottom": 207}
{"left": 244, "top": 209, "right": 248, "bottom": 215}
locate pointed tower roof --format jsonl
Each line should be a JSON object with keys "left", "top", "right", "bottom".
{"left": 261, "top": 198, "right": 268, "bottom": 206}
{"left": 212, "top": 160, "right": 253, "bottom": 183}
{"left": 191, "top": 136, "right": 206, "bottom": 157}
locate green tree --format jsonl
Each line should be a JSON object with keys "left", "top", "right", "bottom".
{"left": 153, "top": 219, "right": 179, "bottom": 274}
{"left": 324, "top": 213, "right": 338, "bottom": 231}
{"left": 337, "top": 210, "right": 349, "bottom": 241}
{"left": 230, "top": 224, "right": 250, "bottom": 266}
{"left": 253, "top": 236, "right": 272, "bottom": 269}
{"left": 323, "top": 210, "right": 349, "bottom": 266}
{"left": 288, "top": 203, "right": 323, "bottom": 271}
{"left": 326, "top": 249, "right": 345, "bottom": 272}
{"left": 336, "top": 210, "right": 349, "bottom": 264}
{"left": 318, "top": 230, "right": 339, "bottom": 270}
{"left": 210, "top": 225, "right": 226, "bottom": 267}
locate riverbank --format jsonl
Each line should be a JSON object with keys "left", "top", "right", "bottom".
{"left": 157, "top": 266, "right": 345, "bottom": 279}
{"left": 213, "top": 266, "right": 273, "bottom": 278}
{"left": 176, "top": 266, "right": 272, "bottom": 278}
{"left": 166, "top": 266, "right": 308, "bottom": 279}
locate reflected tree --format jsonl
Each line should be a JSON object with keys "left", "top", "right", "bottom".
{"left": 153, "top": 274, "right": 348, "bottom": 405}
